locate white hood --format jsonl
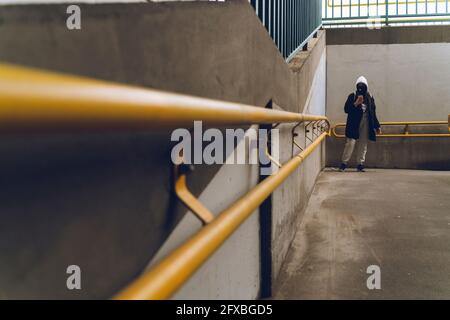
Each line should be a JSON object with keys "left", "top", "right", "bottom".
{"left": 356, "top": 76, "right": 369, "bottom": 90}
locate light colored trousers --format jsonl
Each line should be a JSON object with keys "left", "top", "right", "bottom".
{"left": 341, "top": 112, "right": 369, "bottom": 165}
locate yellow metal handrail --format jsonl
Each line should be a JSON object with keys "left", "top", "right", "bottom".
{"left": 0, "top": 63, "right": 331, "bottom": 300}
{"left": 114, "top": 131, "right": 328, "bottom": 300}
{"left": 332, "top": 121, "right": 450, "bottom": 138}
{"left": 0, "top": 63, "right": 328, "bottom": 132}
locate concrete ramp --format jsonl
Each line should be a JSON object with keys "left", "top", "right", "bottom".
{"left": 274, "top": 169, "right": 450, "bottom": 299}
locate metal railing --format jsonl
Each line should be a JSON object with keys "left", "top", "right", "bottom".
{"left": 0, "top": 63, "right": 328, "bottom": 132}
{"left": 115, "top": 130, "right": 329, "bottom": 300}
{"left": 332, "top": 120, "right": 450, "bottom": 137}
{"left": 0, "top": 63, "right": 330, "bottom": 299}
{"left": 322, "top": 0, "right": 450, "bottom": 27}
{"left": 250, "top": 0, "right": 323, "bottom": 60}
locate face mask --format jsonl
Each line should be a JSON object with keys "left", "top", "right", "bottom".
{"left": 356, "top": 84, "right": 367, "bottom": 95}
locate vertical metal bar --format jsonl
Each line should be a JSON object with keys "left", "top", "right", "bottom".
{"left": 332, "top": 0, "right": 335, "bottom": 18}
{"left": 302, "top": 0, "right": 304, "bottom": 44}
{"left": 287, "top": 0, "right": 290, "bottom": 57}
{"left": 273, "top": 1, "right": 280, "bottom": 48}
{"left": 386, "top": 0, "right": 389, "bottom": 25}
{"left": 320, "top": 0, "right": 322, "bottom": 28}
{"left": 298, "top": 0, "right": 301, "bottom": 49}
{"left": 256, "top": 0, "right": 259, "bottom": 19}
{"left": 272, "top": 0, "right": 277, "bottom": 43}
{"left": 291, "top": 0, "right": 293, "bottom": 56}
{"left": 269, "top": 0, "right": 272, "bottom": 38}
{"left": 288, "top": 0, "right": 291, "bottom": 56}
{"left": 272, "top": 0, "right": 275, "bottom": 40}
{"left": 306, "top": 0, "right": 308, "bottom": 41}
{"left": 278, "top": 0, "right": 281, "bottom": 50}
{"left": 299, "top": 0, "right": 301, "bottom": 49}
{"left": 273, "top": 0, "right": 276, "bottom": 45}
{"left": 284, "top": 0, "right": 287, "bottom": 58}
{"left": 268, "top": 0, "right": 271, "bottom": 26}
{"left": 307, "top": 0, "right": 309, "bottom": 40}
{"left": 349, "top": 0, "right": 352, "bottom": 18}
{"left": 281, "top": 0, "right": 284, "bottom": 58}
{"left": 262, "top": 0, "right": 265, "bottom": 26}
{"left": 295, "top": 0, "right": 297, "bottom": 52}
{"left": 305, "top": 0, "right": 307, "bottom": 45}
{"left": 286, "top": 0, "right": 289, "bottom": 57}
{"left": 294, "top": 0, "right": 296, "bottom": 54}
{"left": 296, "top": 0, "right": 298, "bottom": 52}
{"left": 277, "top": 1, "right": 281, "bottom": 50}
{"left": 286, "top": 0, "right": 291, "bottom": 57}
{"left": 285, "top": 0, "right": 287, "bottom": 57}
{"left": 284, "top": 0, "right": 289, "bottom": 58}
{"left": 260, "top": 0, "right": 264, "bottom": 20}
{"left": 292, "top": 0, "right": 295, "bottom": 56}
{"left": 275, "top": 0, "right": 278, "bottom": 48}
{"left": 274, "top": 1, "right": 278, "bottom": 48}
{"left": 289, "top": 0, "right": 292, "bottom": 56}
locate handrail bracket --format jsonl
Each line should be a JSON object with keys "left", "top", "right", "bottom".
{"left": 173, "top": 164, "right": 215, "bottom": 225}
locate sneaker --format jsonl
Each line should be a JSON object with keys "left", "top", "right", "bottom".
{"left": 339, "top": 163, "right": 347, "bottom": 172}
{"left": 357, "top": 164, "right": 366, "bottom": 172}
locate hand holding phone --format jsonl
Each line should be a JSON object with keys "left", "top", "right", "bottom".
{"left": 354, "top": 95, "right": 364, "bottom": 106}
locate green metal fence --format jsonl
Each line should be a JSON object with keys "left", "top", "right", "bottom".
{"left": 250, "top": 0, "right": 322, "bottom": 60}
{"left": 322, "top": 0, "right": 450, "bottom": 27}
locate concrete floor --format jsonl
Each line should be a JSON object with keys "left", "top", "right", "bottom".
{"left": 274, "top": 169, "right": 450, "bottom": 300}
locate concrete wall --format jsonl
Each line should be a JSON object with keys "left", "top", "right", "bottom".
{"left": 327, "top": 42, "right": 450, "bottom": 123}
{"left": 0, "top": 1, "right": 327, "bottom": 299}
{"left": 271, "top": 49, "right": 327, "bottom": 283}
{"left": 325, "top": 26, "right": 450, "bottom": 169}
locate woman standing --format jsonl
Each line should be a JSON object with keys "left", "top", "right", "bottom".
{"left": 339, "top": 76, "right": 382, "bottom": 172}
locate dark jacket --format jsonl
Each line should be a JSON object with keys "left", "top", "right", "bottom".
{"left": 344, "top": 92, "right": 381, "bottom": 142}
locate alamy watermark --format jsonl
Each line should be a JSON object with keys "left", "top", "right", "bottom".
{"left": 366, "top": 265, "right": 381, "bottom": 290}
{"left": 66, "top": 5, "right": 81, "bottom": 30}
{"left": 66, "top": 265, "right": 81, "bottom": 290}
{"left": 171, "top": 121, "right": 280, "bottom": 176}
